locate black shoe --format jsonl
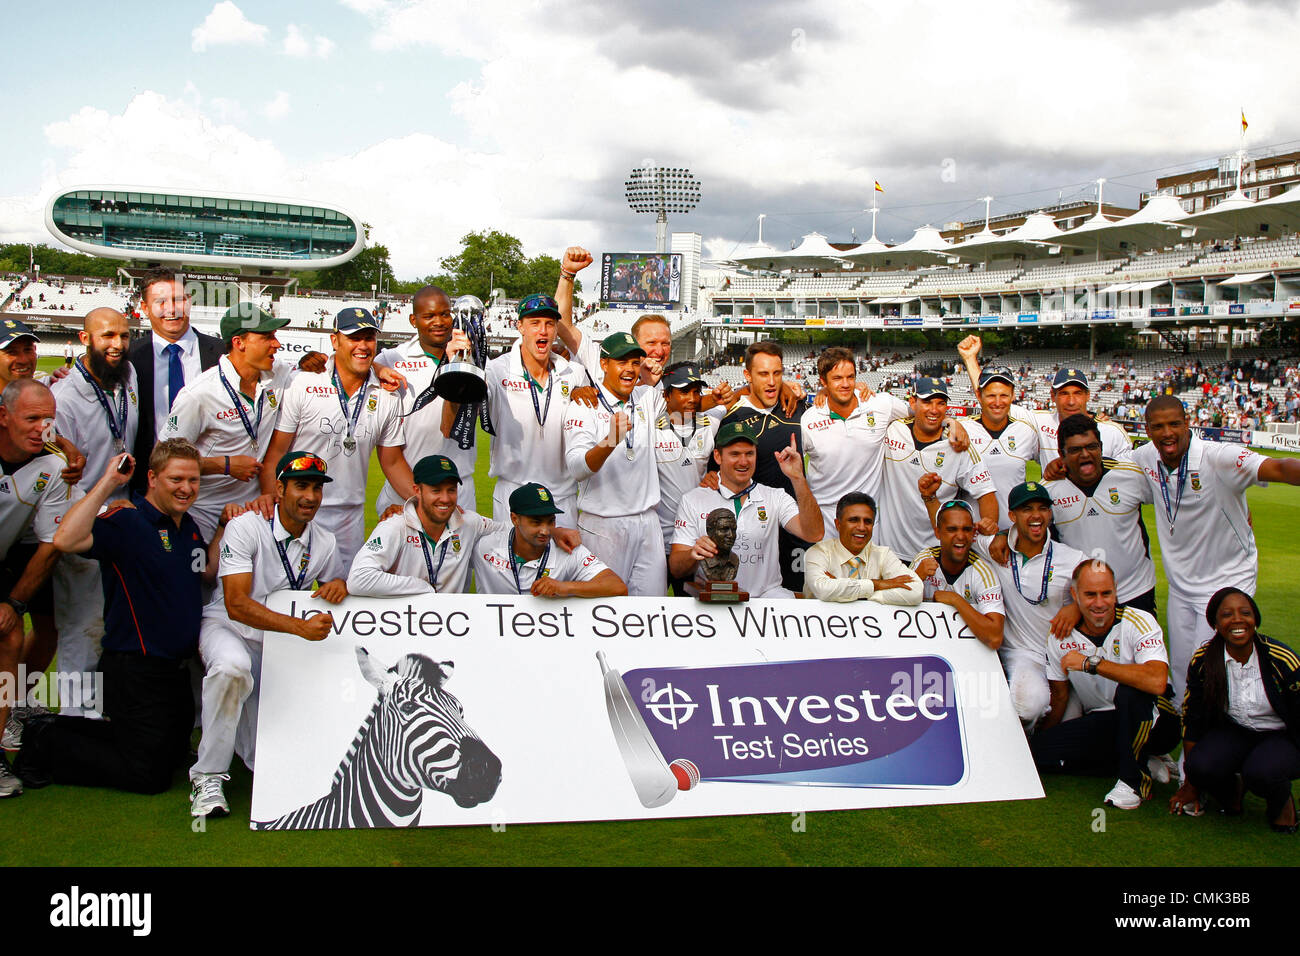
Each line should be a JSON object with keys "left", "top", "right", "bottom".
{"left": 1269, "top": 796, "right": 1297, "bottom": 835}
{"left": 13, "top": 715, "right": 55, "bottom": 789}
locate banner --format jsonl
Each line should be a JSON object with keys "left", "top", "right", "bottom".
{"left": 1251, "top": 430, "right": 1300, "bottom": 451}
{"left": 250, "top": 594, "right": 1041, "bottom": 830}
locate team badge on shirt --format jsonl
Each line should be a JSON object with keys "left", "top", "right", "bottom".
{"left": 158, "top": 530, "right": 172, "bottom": 552}
{"left": 866, "top": 415, "right": 876, "bottom": 426}
{"left": 1007, "top": 435, "right": 1016, "bottom": 451}
{"left": 451, "top": 535, "right": 461, "bottom": 553}
{"left": 1112, "top": 636, "right": 1121, "bottom": 656}
{"left": 1109, "top": 488, "right": 1120, "bottom": 504}
{"left": 1190, "top": 472, "right": 1201, "bottom": 491}
{"left": 33, "top": 472, "right": 49, "bottom": 493}
{"left": 127, "top": 386, "right": 138, "bottom": 405}
{"left": 367, "top": 395, "right": 378, "bottom": 413}
{"left": 757, "top": 506, "right": 768, "bottom": 521}
{"left": 935, "top": 452, "right": 945, "bottom": 468}
{"left": 267, "top": 391, "right": 278, "bottom": 409}
{"left": 561, "top": 382, "right": 571, "bottom": 397}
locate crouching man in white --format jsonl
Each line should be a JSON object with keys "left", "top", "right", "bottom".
{"left": 349, "top": 454, "right": 504, "bottom": 595}
{"left": 189, "top": 451, "right": 347, "bottom": 818}
{"left": 1030, "top": 560, "right": 1180, "bottom": 810}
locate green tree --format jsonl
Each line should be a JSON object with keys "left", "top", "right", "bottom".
{"left": 436, "top": 231, "right": 580, "bottom": 301}
{"left": 311, "top": 243, "right": 395, "bottom": 293}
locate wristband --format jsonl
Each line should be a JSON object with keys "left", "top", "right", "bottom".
{"left": 224, "top": 455, "right": 230, "bottom": 476}
{"left": 560, "top": 269, "right": 577, "bottom": 281}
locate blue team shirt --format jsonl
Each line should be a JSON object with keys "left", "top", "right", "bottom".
{"left": 87, "top": 493, "right": 207, "bottom": 660}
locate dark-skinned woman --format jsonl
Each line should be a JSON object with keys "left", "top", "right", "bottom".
{"left": 1169, "top": 587, "right": 1300, "bottom": 833}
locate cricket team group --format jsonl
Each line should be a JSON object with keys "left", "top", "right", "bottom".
{"left": 0, "top": 245, "right": 1297, "bottom": 833}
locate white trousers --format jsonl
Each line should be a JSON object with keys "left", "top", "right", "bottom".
{"left": 52, "top": 553, "right": 104, "bottom": 716}
{"left": 315, "top": 503, "right": 365, "bottom": 570}
{"left": 577, "top": 510, "right": 666, "bottom": 597}
{"left": 1165, "top": 585, "right": 1239, "bottom": 705}
{"left": 192, "top": 618, "right": 262, "bottom": 776}
{"left": 1000, "top": 648, "right": 1050, "bottom": 731}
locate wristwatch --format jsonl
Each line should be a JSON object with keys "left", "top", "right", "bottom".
{"left": 3, "top": 596, "right": 28, "bottom": 617}
{"left": 1084, "top": 654, "right": 1102, "bottom": 675}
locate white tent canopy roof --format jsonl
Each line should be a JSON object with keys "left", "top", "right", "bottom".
{"left": 1052, "top": 194, "right": 1190, "bottom": 256}
{"left": 948, "top": 212, "right": 1067, "bottom": 261}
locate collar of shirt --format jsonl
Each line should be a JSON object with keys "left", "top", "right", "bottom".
{"left": 152, "top": 328, "right": 198, "bottom": 361}
{"left": 1007, "top": 527, "right": 1046, "bottom": 564}
{"left": 272, "top": 505, "right": 307, "bottom": 544}
{"left": 1224, "top": 643, "right": 1258, "bottom": 674}
{"left": 401, "top": 496, "right": 463, "bottom": 540}
{"left": 823, "top": 536, "right": 876, "bottom": 571}
{"left": 217, "top": 354, "right": 274, "bottom": 398}
{"left": 132, "top": 491, "right": 173, "bottom": 529}
{"left": 399, "top": 335, "right": 442, "bottom": 362}
{"left": 597, "top": 382, "right": 627, "bottom": 410}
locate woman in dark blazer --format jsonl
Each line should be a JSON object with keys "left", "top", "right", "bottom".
{"left": 1170, "top": 586, "right": 1300, "bottom": 833}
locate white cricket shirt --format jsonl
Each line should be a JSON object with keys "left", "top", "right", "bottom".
{"left": 959, "top": 414, "right": 1039, "bottom": 530}
{"left": 876, "top": 420, "right": 996, "bottom": 560}
{"left": 1032, "top": 408, "right": 1132, "bottom": 469}
{"left": 911, "top": 546, "right": 1005, "bottom": 617}
{"left": 160, "top": 355, "right": 297, "bottom": 535}
{"left": 1047, "top": 606, "right": 1168, "bottom": 714}
{"left": 52, "top": 362, "right": 140, "bottom": 504}
{"left": 484, "top": 343, "right": 586, "bottom": 499}
{"left": 1133, "top": 436, "right": 1268, "bottom": 597}
{"left": 800, "top": 393, "right": 910, "bottom": 531}
{"left": 204, "top": 506, "right": 343, "bottom": 642}
{"left": 0, "top": 445, "right": 77, "bottom": 553}
{"left": 471, "top": 526, "right": 610, "bottom": 594}
{"left": 274, "top": 359, "right": 405, "bottom": 507}
{"left": 1044, "top": 460, "right": 1156, "bottom": 603}
{"left": 975, "top": 530, "right": 1085, "bottom": 659}
{"left": 653, "top": 410, "right": 718, "bottom": 549}
{"left": 347, "top": 498, "right": 503, "bottom": 596}
{"left": 563, "top": 382, "right": 663, "bottom": 517}
{"left": 673, "top": 482, "right": 800, "bottom": 598}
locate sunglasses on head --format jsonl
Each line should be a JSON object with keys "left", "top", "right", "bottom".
{"left": 282, "top": 455, "right": 327, "bottom": 476}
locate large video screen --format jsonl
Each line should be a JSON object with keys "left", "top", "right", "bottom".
{"left": 601, "top": 253, "right": 681, "bottom": 307}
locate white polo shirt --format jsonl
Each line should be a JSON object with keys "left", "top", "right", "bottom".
{"left": 673, "top": 482, "right": 800, "bottom": 598}
{"left": 911, "top": 546, "right": 1005, "bottom": 617}
{"left": 563, "top": 383, "right": 663, "bottom": 518}
{"left": 378, "top": 337, "right": 477, "bottom": 506}
{"left": 204, "top": 507, "right": 342, "bottom": 642}
{"left": 151, "top": 328, "right": 203, "bottom": 432}
{"left": 1132, "top": 436, "right": 1268, "bottom": 596}
{"left": 51, "top": 362, "right": 140, "bottom": 504}
{"left": 976, "top": 530, "right": 1085, "bottom": 659}
{"left": 160, "top": 355, "right": 297, "bottom": 536}
{"left": 274, "top": 359, "right": 405, "bottom": 507}
{"left": 800, "top": 393, "right": 910, "bottom": 531}
{"left": 1044, "top": 460, "right": 1156, "bottom": 603}
{"left": 484, "top": 343, "right": 586, "bottom": 499}
{"left": 471, "top": 526, "right": 610, "bottom": 595}
{"left": 1047, "top": 607, "right": 1168, "bottom": 714}
{"left": 347, "top": 498, "right": 503, "bottom": 596}
{"left": 876, "top": 420, "right": 996, "bottom": 561}
{"left": 959, "top": 414, "right": 1039, "bottom": 530}
{"left": 653, "top": 410, "right": 718, "bottom": 549}
{"left": 0, "top": 445, "right": 77, "bottom": 553}
{"left": 1032, "top": 408, "right": 1132, "bottom": 469}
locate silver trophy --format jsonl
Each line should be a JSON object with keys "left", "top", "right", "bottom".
{"left": 433, "top": 294, "right": 489, "bottom": 403}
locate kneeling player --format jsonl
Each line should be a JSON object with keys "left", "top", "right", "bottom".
{"left": 912, "top": 499, "right": 1005, "bottom": 649}
{"left": 472, "top": 483, "right": 625, "bottom": 597}
{"left": 189, "top": 452, "right": 347, "bottom": 818}
{"left": 1031, "top": 561, "right": 1179, "bottom": 809}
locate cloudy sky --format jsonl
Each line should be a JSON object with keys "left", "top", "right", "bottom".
{"left": 3, "top": 0, "right": 1299, "bottom": 278}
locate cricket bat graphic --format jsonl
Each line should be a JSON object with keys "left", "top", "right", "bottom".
{"left": 597, "top": 652, "right": 677, "bottom": 808}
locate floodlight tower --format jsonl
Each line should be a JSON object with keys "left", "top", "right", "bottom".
{"left": 625, "top": 165, "right": 701, "bottom": 253}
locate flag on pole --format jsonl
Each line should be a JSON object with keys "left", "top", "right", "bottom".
{"left": 874, "top": 180, "right": 885, "bottom": 193}
{"left": 1241, "top": 109, "right": 1248, "bottom": 135}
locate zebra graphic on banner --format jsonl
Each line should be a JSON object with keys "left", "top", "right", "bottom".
{"left": 253, "top": 646, "right": 502, "bottom": 829}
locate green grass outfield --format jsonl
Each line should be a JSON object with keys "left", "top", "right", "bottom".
{"left": 10, "top": 359, "right": 1299, "bottom": 865}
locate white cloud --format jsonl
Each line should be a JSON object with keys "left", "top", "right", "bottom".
{"left": 191, "top": 1, "right": 269, "bottom": 53}
{"left": 262, "top": 91, "right": 291, "bottom": 120}
{"left": 283, "top": 23, "right": 335, "bottom": 58}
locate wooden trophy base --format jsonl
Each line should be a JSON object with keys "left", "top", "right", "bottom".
{"left": 696, "top": 580, "right": 749, "bottom": 603}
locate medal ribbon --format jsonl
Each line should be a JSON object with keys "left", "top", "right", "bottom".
{"left": 595, "top": 386, "right": 636, "bottom": 454}
{"left": 272, "top": 520, "right": 312, "bottom": 589}
{"left": 507, "top": 529, "right": 551, "bottom": 594}
{"left": 217, "top": 366, "right": 265, "bottom": 447}
{"left": 75, "top": 359, "right": 128, "bottom": 447}
{"left": 418, "top": 531, "right": 451, "bottom": 591}
{"left": 1009, "top": 539, "right": 1053, "bottom": 605}
{"left": 331, "top": 368, "right": 366, "bottom": 445}
{"left": 1157, "top": 449, "right": 1189, "bottom": 531}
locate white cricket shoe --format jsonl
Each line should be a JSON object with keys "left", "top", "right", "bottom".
{"left": 0, "top": 755, "right": 22, "bottom": 798}
{"left": 1147, "top": 754, "right": 1177, "bottom": 785}
{"left": 189, "top": 772, "right": 230, "bottom": 818}
{"left": 1104, "top": 779, "right": 1143, "bottom": 810}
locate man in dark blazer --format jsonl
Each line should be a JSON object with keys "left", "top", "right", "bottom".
{"left": 128, "top": 268, "right": 325, "bottom": 492}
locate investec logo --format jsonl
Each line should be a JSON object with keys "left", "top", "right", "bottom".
{"left": 626, "top": 657, "right": 965, "bottom": 787}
